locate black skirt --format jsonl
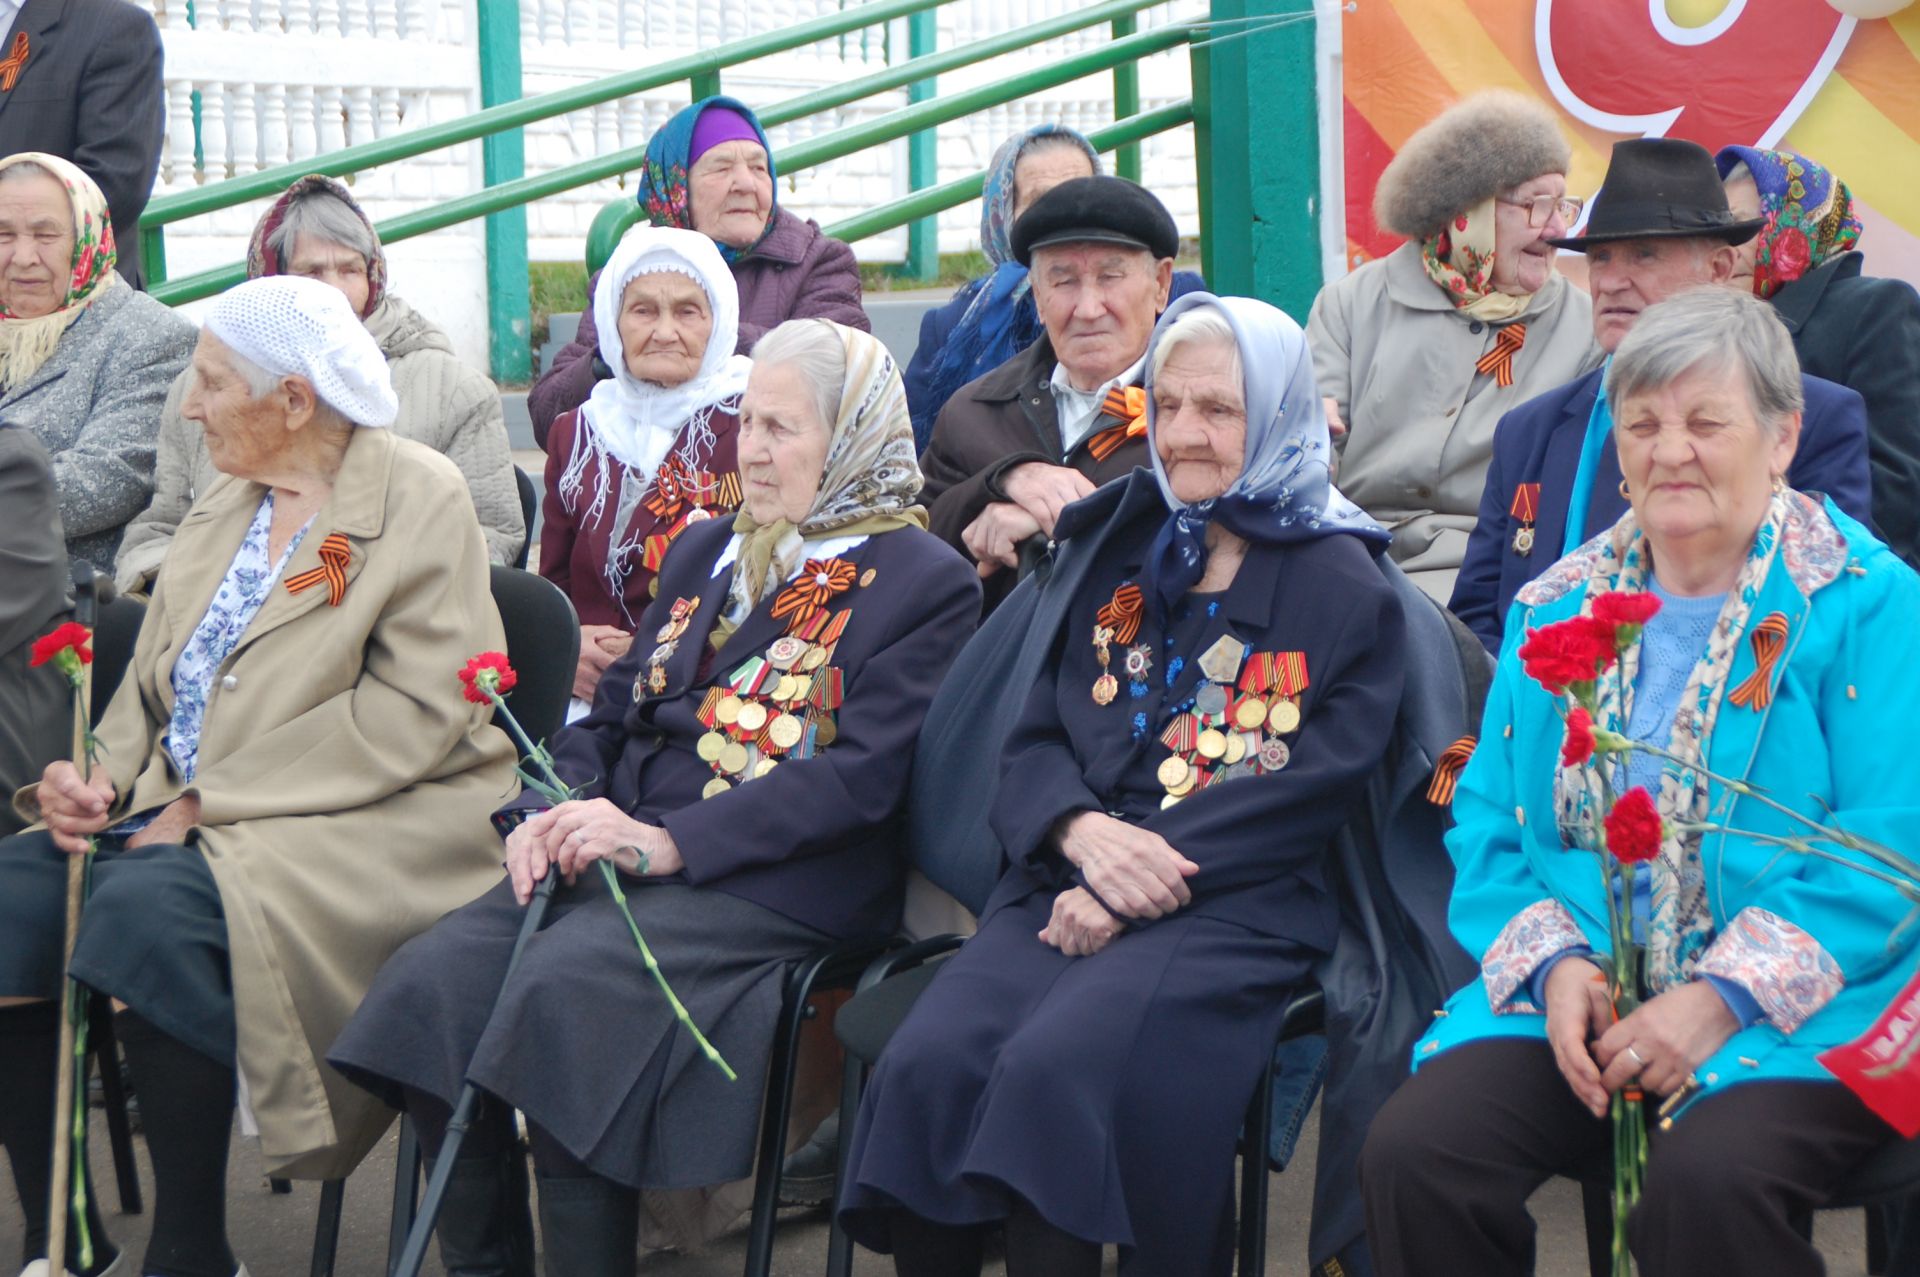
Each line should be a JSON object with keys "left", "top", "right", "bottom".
{"left": 0, "top": 830, "right": 234, "bottom": 1063}
{"left": 330, "top": 871, "right": 827, "bottom": 1189}
{"left": 838, "top": 888, "right": 1313, "bottom": 1277}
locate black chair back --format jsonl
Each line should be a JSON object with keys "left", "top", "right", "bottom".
{"left": 487, "top": 565, "right": 576, "bottom": 746}
{"left": 512, "top": 467, "right": 538, "bottom": 571}
{"left": 89, "top": 596, "right": 147, "bottom": 725}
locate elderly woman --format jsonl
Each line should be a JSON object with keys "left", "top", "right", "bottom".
{"left": 0, "top": 275, "right": 516, "bottom": 1277}
{"left": 116, "top": 175, "right": 523, "bottom": 592}
{"left": 529, "top": 96, "right": 870, "bottom": 448}
{"left": 0, "top": 151, "right": 194, "bottom": 572}
{"left": 838, "top": 293, "right": 1405, "bottom": 1275}
{"left": 330, "top": 319, "right": 979, "bottom": 1274}
{"left": 900, "top": 124, "right": 1208, "bottom": 451}
{"left": 1717, "top": 146, "right": 1920, "bottom": 571}
{"left": 1360, "top": 287, "right": 1920, "bottom": 1277}
{"left": 542, "top": 225, "right": 751, "bottom": 712}
{"left": 1308, "top": 91, "right": 1600, "bottom": 601}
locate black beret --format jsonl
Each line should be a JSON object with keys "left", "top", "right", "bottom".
{"left": 1009, "top": 175, "right": 1179, "bottom": 267}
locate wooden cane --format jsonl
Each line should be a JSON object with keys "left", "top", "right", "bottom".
{"left": 46, "top": 650, "right": 93, "bottom": 1275}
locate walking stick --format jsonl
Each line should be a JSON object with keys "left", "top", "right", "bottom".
{"left": 389, "top": 868, "right": 557, "bottom": 1277}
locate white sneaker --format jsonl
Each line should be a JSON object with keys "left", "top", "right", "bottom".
{"left": 18, "top": 1252, "right": 125, "bottom": 1277}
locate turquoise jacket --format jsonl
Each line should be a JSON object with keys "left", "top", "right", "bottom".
{"left": 1417, "top": 498, "right": 1920, "bottom": 1121}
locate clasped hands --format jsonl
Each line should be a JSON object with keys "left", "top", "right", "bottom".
{"left": 1543, "top": 955, "right": 1741, "bottom": 1118}
{"left": 38, "top": 760, "right": 197, "bottom": 854}
{"left": 961, "top": 463, "right": 1095, "bottom": 578}
{"left": 504, "top": 797, "right": 684, "bottom": 905}
{"left": 1040, "top": 811, "right": 1200, "bottom": 957}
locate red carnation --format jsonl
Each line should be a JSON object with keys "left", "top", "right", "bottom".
{"left": 458, "top": 651, "right": 518, "bottom": 705}
{"left": 1604, "top": 787, "right": 1664, "bottom": 864}
{"left": 1591, "top": 591, "right": 1661, "bottom": 630}
{"left": 1561, "top": 707, "right": 1596, "bottom": 767}
{"left": 1772, "top": 227, "right": 1811, "bottom": 282}
{"left": 30, "top": 622, "right": 93, "bottom": 671}
{"left": 1518, "top": 616, "right": 1618, "bottom": 694}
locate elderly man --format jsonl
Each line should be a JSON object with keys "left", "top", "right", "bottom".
{"left": 1449, "top": 138, "right": 1873, "bottom": 652}
{"left": 919, "top": 175, "right": 1177, "bottom": 611}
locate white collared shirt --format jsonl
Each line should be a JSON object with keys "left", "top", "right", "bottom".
{"left": 1050, "top": 350, "right": 1149, "bottom": 456}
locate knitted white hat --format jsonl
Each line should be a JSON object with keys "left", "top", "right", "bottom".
{"left": 205, "top": 275, "right": 399, "bottom": 427}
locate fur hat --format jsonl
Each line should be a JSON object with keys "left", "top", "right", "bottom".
{"left": 1372, "top": 91, "right": 1572, "bottom": 239}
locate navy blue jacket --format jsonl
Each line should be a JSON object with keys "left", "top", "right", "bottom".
{"left": 517, "top": 518, "right": 980, "bottom": 940}
{"left": 1449, "top": 367, "right": 1872, "bottom": 652}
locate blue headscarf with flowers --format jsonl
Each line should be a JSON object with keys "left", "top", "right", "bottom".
{"left": 1141, "top": 293, "right": 1388, "bottom": 614}
{"left": 1714, "top": 145, "right": 1862, "bottom": 300}
{"left": 909, "top": 124, "right": 1103, "bottom": 442}
{"left": 636, "top": 95, "right": 779, "bottom": 265}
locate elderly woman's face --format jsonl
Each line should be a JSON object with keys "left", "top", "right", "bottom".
{"left": 1489, "top": 173, "right": 1571, "bottom": 297}
{"left": 1723, "top": 174, "right": 1763, "bottom": 292}
{"left": 181, "top": 332, "right": 295, "bottom": 480}
{"left": 689, "top": 141, "right": 773, "bottom": 251}
{"left": 1615, "top": 361, "right": 1799, "bottom": 553}
{"left": 0, "top": 172, "right": 74, "bottom": 320}
{"left": 285, "top": 232, "right": 372, "bottom": 317}
{"left": 1152, "top": 339, "right": 1247, "bottom": 505}
{"left": 1010, "top": 146, "right": 1095, "bottom": 224}
{"left": 738, "top": 360, "right": 832, "bottom": 525}
{"left": 617, "top": 271, "right": 714, "bottom": 387}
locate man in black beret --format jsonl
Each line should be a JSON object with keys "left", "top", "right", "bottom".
{"left": 919, "top": 175, "right": 1179, "bottom": 611}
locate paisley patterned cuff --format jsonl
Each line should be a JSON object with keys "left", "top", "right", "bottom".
{"left": 1482, "top": 899, "right": 1587, "bottom": 1015}
{"left": 1696, "top": 907, "right": 1844, "bottom": 1035}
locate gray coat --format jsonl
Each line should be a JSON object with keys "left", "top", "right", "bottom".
{"left": 115, "top": 293, "right": 524, "bottom": 591}
{"left": 2, "top": 284, "right": 195, "bottom": 571}
{"left": 0, "top": 427, "right": 72, "bottom": 836}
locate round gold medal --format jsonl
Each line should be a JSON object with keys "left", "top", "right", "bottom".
{"left": 814, "top": 716, "right": 838, "bottom": 746}
{"left": 718, "top": 742, "right": 750, "bottom": 775}
{"left": 716, "top": 695, "right": 744, "bottom": 726}
{"left": 1267, "top": 698, "right": 1301, "bottom": 735}
{"left": 753, "top": 757, "right": 780, "bottom": 778}
{"left": 768, "top": 713, "right": 804, "bottom": 750}
{"left": 1166, "top": 767, "right": 1196, "bottom": 797}
{"left": 1156, "top": 755, "right": 1191, "bottom": 790}
{"left": 800, "top": 646, "right": 828, "bottom": 671}
{"left": 1234, "top": 698, "right": 1269, "bottom": 731}
{"left": 695, "top": 731, "right": 727, "bottom": 762}
{"left": 772, "top": 674, "right": 799, "bottom": 703}
{"left": 735, "top": 701, "right": 769, "bottom": 733}
{"left": 1223, "top": 733, "right": 1247, "bottom": 765}
{"left": 1196, "top": 728, "right": 1229, "bottom": 760}
{"left": 701, "top": 777, "right": 732, "bottom": 799}
{"left": 1092, "top": 673, "right": 1119, "bottom": 706}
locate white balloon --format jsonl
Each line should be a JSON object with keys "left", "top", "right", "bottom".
{"left": 1825, "top": 0, "right": 1913, "bottom": 17}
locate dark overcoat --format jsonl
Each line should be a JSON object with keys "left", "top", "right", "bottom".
{"left": 1449, "top": 367, "right": 1873, "bottom": 651}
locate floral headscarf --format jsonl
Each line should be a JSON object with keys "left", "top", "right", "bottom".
{"left": 245, "top": 174, "right": 388, "bottom": 316}
{"left": 1417, "top": 197, "right": 1530, "bottom": 323}
{"left": 636, "top": 95, "right": 778, "bottom": 265}
{"left": 1715, "top": 146, "right": 1863, "bottom": 300}
{"left": 0, "top": 152, "right": 119, "bottom": 392}
{"left": 723, "top": 320, "right": 926, "bottom": 626}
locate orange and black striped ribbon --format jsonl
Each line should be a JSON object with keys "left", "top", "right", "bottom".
{"left": 1729, "top": 612, "right": 1791, "bottom": 710}
{"left": 1475, "top": 323, "right": 1528, "bottom": 388}
{"left": 643, "top": 456, "right": 689, "bottom": 519}
{"left": 1096, "top": 582, "right": 1144, "bottom": 646}
{"left": 1426, "top": 736, "right": 1478, "bottom": 805}
{"left": 1084, "top": 385, "right": 1149, "bottom": 462}
{"left": 0, "top": 34, "right": 29, "bottom": 92}
{"left": 770, "top": 558, "right": 857, "bottom": 627}
{"left": 1272, "top": 651, "right": 1310, "bottom": 697}
{"left": 284, "top": 532, "right": 352, "bottom": 607}
{"left": 1510, "top": 483, "right": 1541, "bottom": 522}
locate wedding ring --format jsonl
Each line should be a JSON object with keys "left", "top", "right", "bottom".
{"left": 1624, "top": 1045, "right": 1647, "bottom": 1068}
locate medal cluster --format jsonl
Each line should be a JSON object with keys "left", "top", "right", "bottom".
{"left": 694, "top": 627, "right": 847, "bottom": 798}
{"left": 1153, "top": 639, "right": 1309, "bottom": 809}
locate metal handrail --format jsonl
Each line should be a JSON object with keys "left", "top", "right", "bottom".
{"left": 150, "top": 15, "right": 1196, "bottom": 305}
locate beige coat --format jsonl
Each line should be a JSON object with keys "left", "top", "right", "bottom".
{"left": 23, "top": 427, "right": 518, "bottom": 1178}
{"left": 1308, "top": 242, "right": 1601, "bottom": 599}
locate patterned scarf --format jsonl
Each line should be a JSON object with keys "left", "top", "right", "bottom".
{"left": 244, "top": 173, "right": 388, "bottom": 316}
{"left": 636, "top": 95, "right": 778, "bottom": 265}
{"left": 1417, "top": 196, "right": 1530, "bottom": 323}
{"left": 1550, "top": 488, "right": 1804, "bottom": 990}
{"left": 722, "top": 322, "right": 927, "bottom": 632}
{"left": 1715, "top": 145, "right": 1863, "bottom": 301}
{"left": 0, "top": 152, "right": 120, "bottom": 393}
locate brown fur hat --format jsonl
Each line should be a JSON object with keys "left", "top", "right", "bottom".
{"left": 1372, "top": 91, "right": 1572, "bottom": 239}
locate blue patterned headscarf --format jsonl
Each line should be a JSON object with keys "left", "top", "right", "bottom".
{"left": 909, "top": 125, "right": 1103, "bottom": 442}
{"left": 636, "top": 95, "right": 779, "bottom": 265}
{"left": 1142, "top": 293, "right": 1388, "bottom": 614}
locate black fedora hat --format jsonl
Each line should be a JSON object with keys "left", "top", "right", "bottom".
{"left": 1550, "top": 137, "right": 1764, "bottom": 252}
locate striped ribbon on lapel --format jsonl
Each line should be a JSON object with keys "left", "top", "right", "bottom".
{"left": 284, "top": 532, "right": 353, "bottom": 607}
{"left": 0, "top": 34, "right": 28, "bottom": 91}
{"left": 1728, "top": 612, "right": 1791, "bottom": 710}
{"left": 1474, "top": 323, "right": 1527, "bottom": 388}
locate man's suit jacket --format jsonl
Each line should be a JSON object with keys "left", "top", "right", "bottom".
{"left": 0, "top": 0, "right": 163, "bottom": 284}
{"left": 1449, "top": 366, "right": 1873, "bottom": 652}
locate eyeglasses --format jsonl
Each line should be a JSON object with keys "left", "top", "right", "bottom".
{"left": 1498, "top": 194, "right": 1585, "bottom": 228}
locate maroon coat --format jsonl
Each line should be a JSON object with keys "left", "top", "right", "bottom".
{"left": 540, "top": 406, "right": 742, "bottom": 630}
{"left": 529, "top": 209, "right": 870, "bottom": 448}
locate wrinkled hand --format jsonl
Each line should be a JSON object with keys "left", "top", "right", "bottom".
{"left": 1039, "top": 887, "right": 1124, "bottom": 957}
{"left": 573, "top": 624, "right": 632, "bottom": 701}
{"left": 1055, "top": 811, "right": 1198, "bottom": 919}
{"left": 126, "top": 794, "right": 201, "bottom": 850}
{"left": 961, "top": 501, "right": 1043, "bottom": 578}
{"left": 1543, "top": 956, "right": 1614, "bottom": 1117}
{"left": 1594, "top": 980, "right": 1740, "bottom": 1101}
{"left": 1000, "top": 462, "right": 1096, "bottom": 536}
{"left": 504, "top": 798, "right": 683, "bottom": 905}
{"left": 38, "top": 761, "right": 115, "bottom": 855}
{"left": 1322, "top": 396, "right": 1347, "bottom": 441}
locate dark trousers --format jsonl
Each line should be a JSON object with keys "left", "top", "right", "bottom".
{"left": 1361, "top": 1037, "right": 1894, "bottom": 1277}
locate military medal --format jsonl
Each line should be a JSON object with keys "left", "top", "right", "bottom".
{"left": 1157, "top": 755, "right": 1191, "bottom": 790}
{"left": 696, "top": 731, "right": 727, "bottom": 762}
{"left": 1510, "top": 483, "right": 1541, "bottom": 557}
{"left": 1091, "top": 623, "right": 1119, "bottom": 705}
{"left": 1197, "top": 634, "right": 1248, "bottom": 685}
{"left": 767, "top": 636, "right": 808, "bottom": 671}
{"left": 860, "top": 568, "right": 878, "bottom": 588}
{"left": 1259, "top": 737, "right": 1292, "bottom": 771}
{"left": 735, "top": 700, "right": 769, "bottom": 733}
{"left": 702, "top": 777, "right": 732, "bottom": 799}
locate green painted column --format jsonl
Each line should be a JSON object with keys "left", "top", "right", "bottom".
{"left": 893, "top": 9, "right": 939, "bottom": 282}
{"left": 1192, "top": 0, "right": 1321, "bottom": 322}
{"left": 477, "top": 0, "right": 531, "bottom": 382}
{"left": 1111, "top": 14, "right": 1140, "bottom": 183}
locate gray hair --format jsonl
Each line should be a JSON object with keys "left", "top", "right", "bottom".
{"left": 211, "top": 338, "right": 352, "bottom": 433}
{"left": 0, "top": 158, "right": 58, "bottom": 189}
{"left": 1148, "top": 303, "right": 1244, "bottom": 393}
{"left": 751, "top": 319, "right": 846, "bottom": 430}
{"left": 266, "top": 189, "right": 378, "bottom": 268}
{"left": 1606, "top": 287, "right": 1804, "bottom": 433}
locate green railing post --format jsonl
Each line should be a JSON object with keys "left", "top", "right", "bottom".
{"left": 1111, "top": 14, "right": 1141, "bottom": 183}
{"left": 476, "top": 0, "right": 531, "bottom": 383}
{"left": 691, "top": 70, "right": 722, "bottom": 101}
{"left": 1193, "top": 0, "right": 1319, "bottom": 320}
{"left": 894, "top": 9, "right": 939, "bottom": 282}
